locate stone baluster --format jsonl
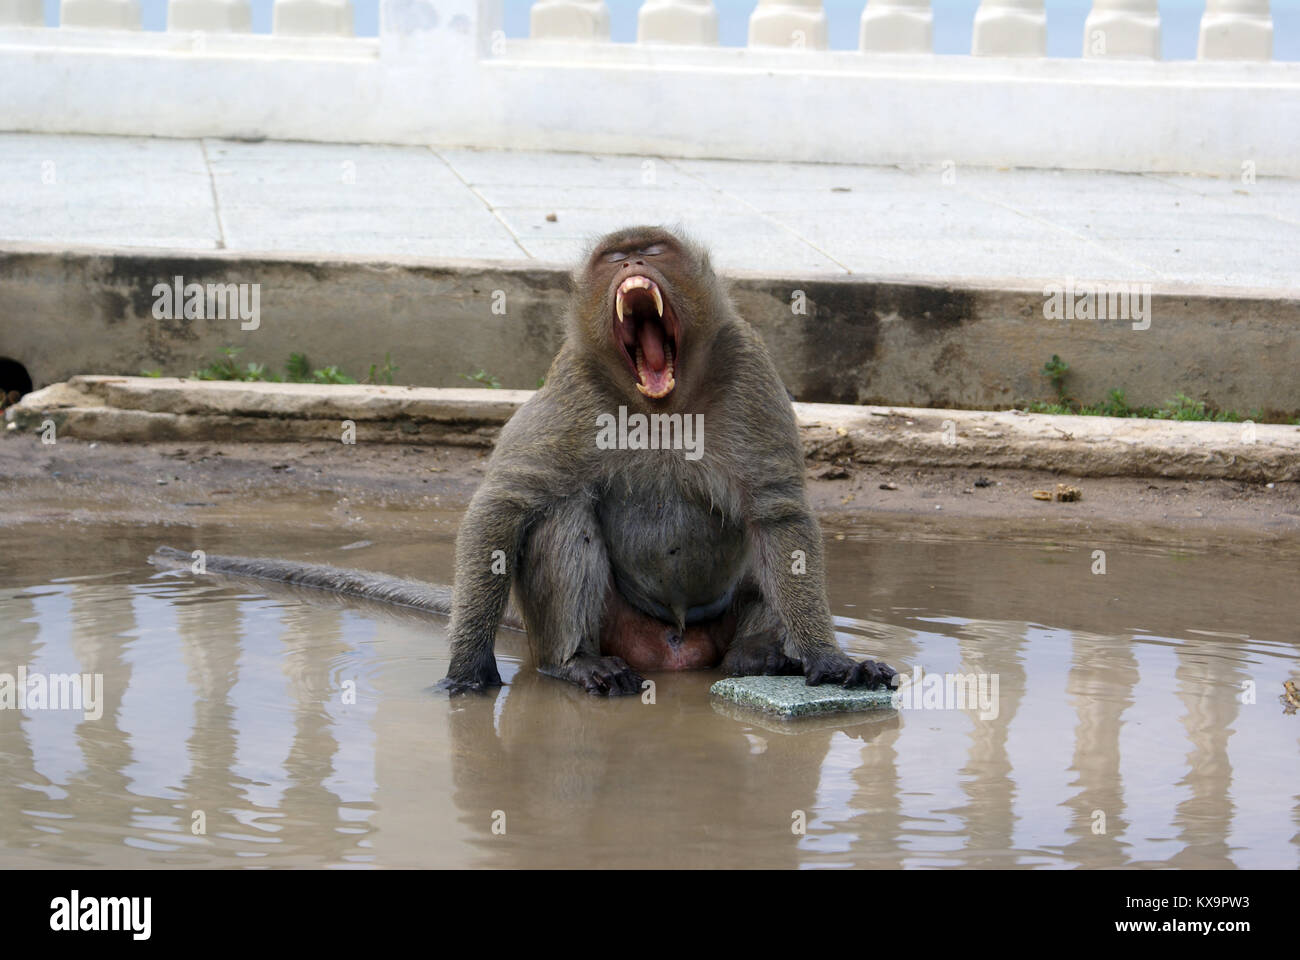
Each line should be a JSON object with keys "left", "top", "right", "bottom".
{"left": 60, "top": 0, "right": 141, "bottom": 28}
{"left": 638, "top": 0, "right": 718, "bottom": 45}
{"left": 170, "top": 0, "right": 251, "bottom": 31}
{"left": 749, "top": 0, "right": 828, "bottom": 49}
{"left": 0, "top": 0, "right": 43, "bottom": 25}
{"left": 531, "top": 0, "right": 611, "bottom": 39}
{"left": 1083, "top": 0, "right": 1159, "bottom": 58}
{"left": 971, "top": 0, "right": 1045, "bottom": 56}
{"left": 1199, "top": 0, "right": 1272, "bottom": 60}
{"left": 860, "top": 0, "right": 932, "bottom": 53}
{"left": 273, "top": 0, "right": 353, "bottom": 35}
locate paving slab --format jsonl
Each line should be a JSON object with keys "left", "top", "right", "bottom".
{"left": 0, "top": 133, "right": 220, "bottom": 250}
{"left": 2, "top": 132, "right": 1298, "bottom": 290}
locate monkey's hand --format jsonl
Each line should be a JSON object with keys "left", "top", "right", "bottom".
{"left": 544, "top": 655, "right": 645, "bottom": 697}
{"left": 436, "top": 659, "right": 504, "bottom": 696}
{"left": 803, "top": 651, "right": 897, "bottom": 690}
{"left": 720, "top": 629, "right": 803, "bottom": 677}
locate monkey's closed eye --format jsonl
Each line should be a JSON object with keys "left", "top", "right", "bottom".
{"left": 603, "top": 250, "right": 630, "bottom": 263}
{"left": 639, "top": 244, "right": 666, "bottom": 256}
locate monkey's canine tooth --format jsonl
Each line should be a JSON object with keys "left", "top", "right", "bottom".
{"left": 651, "top": 286, "right": 663, "bottom": 317}
{"left": 616, "top": 291, "right": 625, "bottom": 323}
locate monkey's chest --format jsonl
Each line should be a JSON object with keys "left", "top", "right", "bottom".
{"left": 597, "top": 490, "right": 747, "bottom": 629}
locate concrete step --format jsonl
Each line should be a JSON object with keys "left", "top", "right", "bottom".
{"left": 9, "top": 376, "right": 1299, "bottom": 482}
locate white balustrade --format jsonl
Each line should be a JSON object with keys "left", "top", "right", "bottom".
{"left": 170, "top": 0, "right": 251, "bottom": 31}
{"left": 272, "top": 0, "right": 353, "bottom": 35}
{"left": 531, "top": 0, "right": 610, "bottom": 39}
{"left": 0, "top": 0, "right": 1293, "bottom": 177}
{"left": 0, "top": 0, "right": 43, "bottom": 26}
{"left": 971, "top": 0, "right": 1046, "bottom": 56}
{"left": 60, "top": 0, "right": 141, "bottom": 29}
{"left": 748, "top": 0, "right": 828, "bottom": 49}
{"left": 1083, "top": 0, "right": 1159, "bottom": 58}
{"left": 638, "top": 0, "right": 717, "bottom": 45}
{"left": 860, "top": 0, "right": 932, "bottom": 53}
{"left": 1199, "top": 0, "right": 1273, "bottom": 60}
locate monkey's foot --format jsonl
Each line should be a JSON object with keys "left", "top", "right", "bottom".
{"left": 435, "top": 660, "right": 503, "bottom": 696}
{"left": 803, "top": 654, "right": 897, "bottom": 690}
{"left": 719, "top": 630, "right": 803, "bottom": 677}
{"left": 548, "top": 655, "right": 645, "bottom": 696}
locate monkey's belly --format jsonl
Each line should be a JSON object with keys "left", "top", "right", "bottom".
{"left": 599, "top": 584, "right": 735, "bottom": 671}
{"left": 597, "top": 490, "right": 747, "bottom": 638}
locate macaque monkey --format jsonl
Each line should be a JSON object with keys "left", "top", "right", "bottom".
{"left": 440, "top": 226, "right": 895, "bottom": 695}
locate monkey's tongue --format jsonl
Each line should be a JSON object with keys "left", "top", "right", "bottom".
{"left": 635, "top": 322, "right": 675, "bottom": 399}
{"left": 638, "top": 318, "right": 668, "bottom": 372}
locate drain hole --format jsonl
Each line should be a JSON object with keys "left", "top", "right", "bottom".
{"left": 0, "top": 357, "right": 33, "bottom": 408}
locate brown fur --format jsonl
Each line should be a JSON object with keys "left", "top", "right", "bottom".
{"left": 441, "top": 226, "right": 895, "bottom": 696}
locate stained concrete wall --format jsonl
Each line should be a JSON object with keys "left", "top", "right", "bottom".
{"left": 2, "top": 245, "right": 1297, "bottom": 418}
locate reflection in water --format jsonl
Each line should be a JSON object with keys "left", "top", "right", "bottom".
{"left": 0, "top": 523, "right": 1297, "bottom": 868}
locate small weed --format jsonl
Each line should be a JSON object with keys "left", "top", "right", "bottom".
{"left": 365, "top": 353, "right": 399, "bottom": 386}
{"left": 1041, "top": 354, "right": 1070, "bottom": 401}
{"left": 461, "top": 369, "right": 503, "bottom": 390}
{"left": 186, "top": 348, "right": 381, "bottom": 386}
{"left": 312, "top": 365, "right": 356, "bottom": 385}
{"left": 285, "top": 352, "right": 312, "bottom": 383}
{"left": 192, "top": 346, "right": 273, "bottom": 382}
{"left": 1029, "top": 357, "right": 1275, "bottom": 423}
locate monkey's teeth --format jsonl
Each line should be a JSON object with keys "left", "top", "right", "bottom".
{"left": 616, "top": 276, "right": 662, "bottom": 323}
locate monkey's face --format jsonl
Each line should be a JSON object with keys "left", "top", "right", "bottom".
{"left": 581, "top": 228, "right": 713, "bottom": 403}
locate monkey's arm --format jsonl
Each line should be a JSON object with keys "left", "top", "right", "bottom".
{"left": 440, "top": 476, "right": 532, "bottom": 693}
{"left": 742, "top": 462, "right": 895, "bottom": 689}
{"left": 732, "top": 338, "right": 895, "bottom": 689}
{"left": 439, "top": 395, "right": 575, "bottom": 694}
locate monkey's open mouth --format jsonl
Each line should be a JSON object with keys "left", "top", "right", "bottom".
{"left": 615, "top": 275, "right": 678, "bottom": 399}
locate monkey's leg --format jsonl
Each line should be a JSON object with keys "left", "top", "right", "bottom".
{"left": 516, "top": 497, "right": 645, "bottom": 696}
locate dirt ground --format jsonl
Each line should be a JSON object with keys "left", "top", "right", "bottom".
{"left": 2, "top": 433, "right": 1298, "bottom": 554}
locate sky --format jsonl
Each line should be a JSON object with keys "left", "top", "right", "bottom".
{"left": 38, "top": 0, "right": 1300, "bottom": 59}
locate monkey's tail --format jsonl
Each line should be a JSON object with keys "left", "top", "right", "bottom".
{"left": 148, "top": 546, "right": 525, "bottom": 630}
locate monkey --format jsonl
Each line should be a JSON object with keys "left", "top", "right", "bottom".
{"left": 148, "top": 227, "right": 895, "bottom": 699}
{"left": 439, "top": 225, "right": 895, "bottom": 696}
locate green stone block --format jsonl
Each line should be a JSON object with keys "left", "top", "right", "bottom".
{"left": 710, "top": 675, "right": 897, "bottom": 719}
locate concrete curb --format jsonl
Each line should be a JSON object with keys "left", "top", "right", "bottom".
{"left": 8, "top": 376, "right": 1298, "bottom": 482}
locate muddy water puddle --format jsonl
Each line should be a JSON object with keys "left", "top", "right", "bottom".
{"left": 1, "top": 514, "right": 1297, "bottom": 868}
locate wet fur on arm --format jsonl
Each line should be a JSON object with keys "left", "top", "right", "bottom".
{"left": 712, "top": 322, "right": 866, "bottom": 682}
{"left": 441, "top": 390, "right": 589, "bottom": 691}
